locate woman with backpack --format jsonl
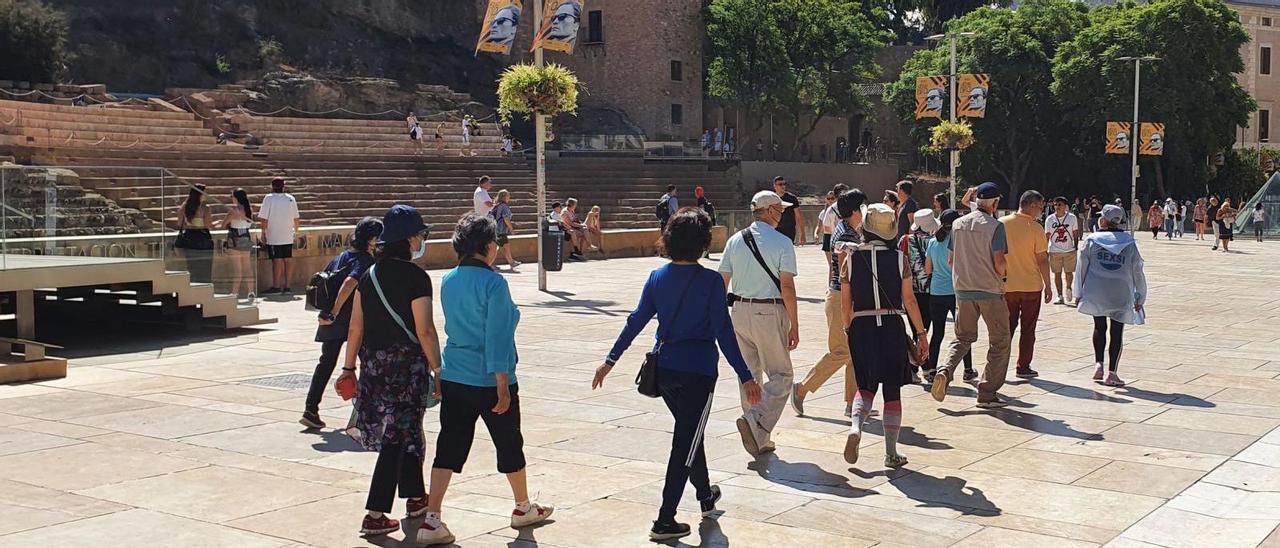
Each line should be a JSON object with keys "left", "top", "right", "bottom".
{"left": 337, "top": 205, "right": 440, "bottom": 538}
{"left": 301, "top": 217, "right": 383, "bottom": 430}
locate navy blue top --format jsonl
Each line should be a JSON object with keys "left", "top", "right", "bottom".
{"left": 606, "top": 263, "right": 753, "bottom": 383}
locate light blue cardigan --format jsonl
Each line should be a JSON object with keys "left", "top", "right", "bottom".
{"left": 1074, "top": 231, "right": 1148, "bottom": 325}
{"left": 439, "top": 260, "right": 520, "bottom": 387}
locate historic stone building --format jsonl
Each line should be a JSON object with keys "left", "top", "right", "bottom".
{"left": 1232, "top": 0, "right": 1280, "bottom": 149}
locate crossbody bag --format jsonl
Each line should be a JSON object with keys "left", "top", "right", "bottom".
{"left": 635, "top": 268, "right": 701, "bottom": 398}
{"left": 727, "top": 229, "right": 781, "bottom": 306}
{"left": 368, "top": 264, "right": 439, "bottom": 408}
{"left": 855, "top": 246, "right": 926, "bottom": 367}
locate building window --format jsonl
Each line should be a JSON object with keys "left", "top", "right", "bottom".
{"left": 1263, "top": 17, "right": 1273, "bottom": 27}
{"left": 586, "top": 10, "right": 603, "bottom": 43}
{"left": 1263, "top": 46, "right": 1272, "bottom": 75}
{"left": 670, "top": 60, "right": 682, "bottom": 81}
{"left": 670, "top": 104, "right": 683, "bottom": 126}
{"left": 1262, "top": 110, "right": 1272, "bottom": 143}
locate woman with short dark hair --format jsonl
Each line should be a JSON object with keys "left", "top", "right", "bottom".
{"left": 337, "top": 205, "right": 440, "bottom": 538}
{"left": 419, "top": 213, "right": 552, "bottom": 545}
{"left": 594, "top": 208, "right": 762, "bottom": 542}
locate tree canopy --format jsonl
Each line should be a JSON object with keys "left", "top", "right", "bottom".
{"left": 706, "top": 0, "right": 889, "bottom": 146}
{"left": 0, "top": 0, "right": 70, "bottom": 82}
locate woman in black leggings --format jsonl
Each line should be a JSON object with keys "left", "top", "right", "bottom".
{"left": 1074, "top": 205, "right": 1147, "bottom": 387}
{"left": 921, "top": 210, "right": 975, "bottom": 382}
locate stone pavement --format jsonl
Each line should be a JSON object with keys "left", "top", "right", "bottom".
{"left": 1, "top": 236, "right": 1279, "bottom": 547}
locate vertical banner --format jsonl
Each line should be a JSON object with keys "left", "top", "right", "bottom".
{"left": 915, "top": 76, "right": 947, "bottom": 120}
{"left": 1105, "top": 121, "right": 1132, "bottom": 155}
{"left": 477, "top": 0, "right": 523, "bottom": 55}
{"left": 957, "top": 74, "right": 989, "bottom": 118}
{"left": 1139, "top": 122, "right": 1165, "bottom": 156}
{"left": 532, "top": 0, "right": 584, "bottom": 54}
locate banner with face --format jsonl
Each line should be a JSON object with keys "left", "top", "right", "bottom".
{"left": 1105, "top": 121, "right": 1132, "bottom": 155}
{"left": 1139, "top": 122, "right": 1165, "bottom": 156}
{"left": 957, "top": 74, "right": 989, "bottom": 118}
{"left": 915, "top": 76, "right": 947, "bottom": 120}
{"left": 477, "top": 0, "right": 523, "bottom": 55}
{"left": 532, "top": 0, "right": 583, "bottom": 54}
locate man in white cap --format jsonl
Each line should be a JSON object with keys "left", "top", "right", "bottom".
{"left": 719, "top": 190, "right": 799, "bottom": 456}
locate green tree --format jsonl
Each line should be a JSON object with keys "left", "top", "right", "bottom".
{"left": 1053, "top": 0, "right": 1255, "bottom": 201}
{"left": 0, "top": 0, "right": 70, "bottom": 82}
{"left": 707, "top": 0, "right": 888, "bottom": 147}
{"left": 885, "top": 0, "right": 1089, "bottom": 201}
{"left": 863, "top": 1, "right": 1012, "bottom": 45}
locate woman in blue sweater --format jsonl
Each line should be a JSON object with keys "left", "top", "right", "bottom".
{"left": 593, "top": 208, "right": 763, "bottom": 542}
{"left": 418, "top": 214, "right": 553, "bottom": 546}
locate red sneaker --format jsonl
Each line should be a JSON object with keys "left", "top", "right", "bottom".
{"left": 360, "top": 514, "right": 400, "bottom": 536}
{"left": 405, "top": 496, "right": 429, "bottom": 519}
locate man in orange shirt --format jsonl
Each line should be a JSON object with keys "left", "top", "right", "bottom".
{"left": 999, "top": 191, "right": 1052, "bottom": 378}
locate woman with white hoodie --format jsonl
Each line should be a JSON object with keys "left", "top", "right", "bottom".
{"left": 1074, "top": 204, "right": 1147, "bottom": 387}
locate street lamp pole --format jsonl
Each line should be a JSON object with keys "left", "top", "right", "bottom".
{"left": 534, "top": 0, "right": 547, "bottom": 291}
{"left": 926, "top": 31, "right": 976, "bottom": 208}
{"left": 1117, "top": 55, "right": 1158, "bottom": 233}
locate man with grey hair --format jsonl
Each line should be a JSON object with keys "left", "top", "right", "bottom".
{"left": 999, "top": 190, "right": 1052, "bottom": 379}
{"left": 931, "top": 182, "right": 1012, "bottom": 408}
{"left": 719, "top": 190, "right": 800, "bottom": 456}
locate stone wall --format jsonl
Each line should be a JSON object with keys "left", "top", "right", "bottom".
{"left": 0, "top": 167, "right": 153, "bottom": 238}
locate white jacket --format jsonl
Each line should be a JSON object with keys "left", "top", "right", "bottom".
{"left": 1074, "top": 231, "right": 1147, "bottom": 325}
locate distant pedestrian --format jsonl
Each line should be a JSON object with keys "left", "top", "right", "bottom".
{"left": 1207, "top": 197, "right": 1221, "bottom": 249}
{"left": 901, "top": 208, "right": 937, "bottom": 379}
{"left": 841, "top": 203, "right": 929, "bottom": 468}
{"left": 491, "top": 189, "right": 520, "bottom": 269}
{"left": 561, "top": 198, "right": 587, "bottom": 261}
{"left": 772, "top": 176, "right": 806, "bottom": 245}
{"left": 999, "top": 190, "right": 1052, "bottom": 379}
{"left": 923, "top": 210, "right": 975, "bottom": 382}
{"left": 174, "top": 184, "right": 215, "bottom": 284}
{"left": 222, "top": 188, "right": 255, "bottom": 300}
{"left": 930, "top": 182, "right": 1012, "bottom": 409}
{"left": 657, "top": 185, "right": 679, "bottom": 230}
{"left": 1216, "top": 198, "right": 1237, "bottom": 252}
{"left": 595, "top": 208, "right": 762, "bottom": 542}
{"left": 585, "top": 205, "right": 605, "bottom": 254}
{"left": 815, "top": 190, "right": 838, "bottom": 265}
{"left": 1147, "top": 202, "right": 1162, "bottom": 239}
{"left": 1045, "top": 196, "right": 1081, "bottom": 305}
{"left": 895, "top": 180, "right": 919, "bottom": 238}
{"left": 719, "top": 191, "right": 799, "bottom": 456}
{"left": 259, "top": 177, "right": 300, "bottom": 294}
{"left": 473, "top": 176, "right": 495, "bottom": 216}
{"left": 1074, "top": 204, "right": 1147, "bottom": 387}
{"left": 695, "top": 186, "right": 716, "bottom": 225}
{"left": 1252, "top": 203, "right": 1266, "bottom": 242}
{"left": 1193, "top": 198, "right": 1208, "bottom": 240}
{"left": 303, "top": 217, "right": 382, "bottom": 430}
{"left": 1163, "top": 198, "right": 1178, "bottom": 240}
{"left": 434, "top": 122, "right": 446, "bottom": 154}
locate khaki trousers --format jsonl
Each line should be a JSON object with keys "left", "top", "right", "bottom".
{"left": 798, "top": 290, "right": 856, "bottom": 402}
{"left": 731, "top": 301, "right": 794, "bottom": 445}
{"left": 941, "top": 297, "right": 1011, "bottom": 402}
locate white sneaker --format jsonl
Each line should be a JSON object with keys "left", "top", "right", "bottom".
{"left": 1065, "top": 289, "right": 1073, "bottom": 303}
{"left": 511, "top": 502, "right": 554, "bottom": 528}
{"left": 1053, "top": 296, "right": 1064, "bottom": 305}
{"left": 416, "top": 516, "right": 455, "bottom": 546}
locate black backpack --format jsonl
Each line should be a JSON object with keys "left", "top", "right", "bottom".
{"left": 656, "top": 196, "right": 672, "bottom": 222}
{"left": 306, "top": 257, "right": 356, "bottom": 311}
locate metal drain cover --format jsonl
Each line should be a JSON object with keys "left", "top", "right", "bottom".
{"left": 240, "top": 373, "right": 313, "bottom": 390}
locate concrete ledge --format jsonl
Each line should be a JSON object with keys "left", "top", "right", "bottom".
{"left": 0, "top": 357, "right": 68, "bottom": 383}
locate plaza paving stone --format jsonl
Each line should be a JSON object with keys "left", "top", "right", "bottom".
{"left": 1, "top": 235, "right": 1279, "bottom": 546}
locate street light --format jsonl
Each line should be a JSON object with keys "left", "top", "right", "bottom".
{"left": 925, "top": 31, "right": 978, "bottom": 208}
{"left": 534, "top": 1, "right": 548, "bottom": 291}
{"left": 1116, "top": 55, "right": 1159, "bottom": 233}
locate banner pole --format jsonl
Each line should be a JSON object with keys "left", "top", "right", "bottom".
{"left": 1130, "top": 59, "right": 1141, "bottom": 234}
{"left": 535, "top": 0, "right": 548, "bottom": 292}
{"left": 949, "top": 35, "right": 958, "bottom": 208}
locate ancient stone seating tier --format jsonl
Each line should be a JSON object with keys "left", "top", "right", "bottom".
{"left": 1, "top": 99, "right": 216, "bottom": 150}
{"left": 232, "top": 115, "right": 510, "bottom": 157}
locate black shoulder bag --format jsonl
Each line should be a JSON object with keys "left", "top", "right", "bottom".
{"left": 636, "top": 268, "right": 702, "bottom": 398}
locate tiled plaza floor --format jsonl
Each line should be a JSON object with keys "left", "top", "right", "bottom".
{"left": 2, "top": 235, "right": 1279, "bottom": 547}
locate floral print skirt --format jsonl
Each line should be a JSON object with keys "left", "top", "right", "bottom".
{"left": 356, "top": 343, "right": 428, "bottom": 457}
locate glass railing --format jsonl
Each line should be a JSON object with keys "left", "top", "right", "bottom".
{"left": 1, "top": 164, "right": 257, "bottom": 304}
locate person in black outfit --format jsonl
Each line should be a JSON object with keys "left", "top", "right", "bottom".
{"left": 772, "top": 176, "right": 806, "bottom": 244}
{"left": 301, "top": 217, "right": 383, "bottom": 429}
{"left": 895, "top": 180, "right": 919, "bottom": 238}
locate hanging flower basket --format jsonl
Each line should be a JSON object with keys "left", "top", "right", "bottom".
{"left": 930, "top": 120, "right": 976, "bottom": 151}
{"left": 496, "top": 63, "right": 579, "bottom": 125}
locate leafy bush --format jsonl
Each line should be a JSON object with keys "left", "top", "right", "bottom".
{"left": 930, "top": 120, "right": 975, "bottom": 152}
{"left": 496, "top": 63, "right": 579, "bottom": 125}
{"left": 214, "top": 54, "right": 231, "bottom": 74}
{"left": 258, "top": 37, "right": 283, "bottom": 65}
{"left": 0, "top": 0, "right": 70, "bottom": 82}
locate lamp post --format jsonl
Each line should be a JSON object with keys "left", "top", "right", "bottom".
{"left": 534, "top": 0, "right": 548, "bottom": 291}
{"left": 1117, "top": 55, "right": 1159, "bottom": 233}
{"left": 925, "top": 31, "right": 977, "bottom": 208}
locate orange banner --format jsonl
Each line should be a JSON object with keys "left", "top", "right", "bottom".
{"left": 957, "top": 74, "right": 989, "bottom": 118}
{"left": 1139, "top": 122, "right": 1165, "bottom": 156}
{"left": 532, "top": 0, "right": 583, "bottom": 54}
{"left": 1105, "top": 121, "right": 1132, "bottom": 155}
{"left": 915, "top": 76, "right": 947, "bottom": 120}
{"left": 477, "top": 0, "right": 523, "bottom": 55}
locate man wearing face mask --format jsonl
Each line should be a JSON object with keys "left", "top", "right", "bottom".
{"left": 718, "top": 190, "right": 800, "bottom": 456}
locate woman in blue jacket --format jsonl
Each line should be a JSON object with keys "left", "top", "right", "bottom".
{"left": 593, "top": 208, "right": 763, "bottom": 542}
{"left": 1074, "top": 204, "right": 1147, "bottom": 387}
{"left": 418, "top": 214, "right": 553, "bottom": 546}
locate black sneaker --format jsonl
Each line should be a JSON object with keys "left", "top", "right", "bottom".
{"left": 963, "top": 369, "right": 978, "bottom": 382}
{"left": 262, "top": 287, "right": 281, "bottom": 295}
{"left": 699, "top": 485, "right": 722, "bottom": 517}
{"left": 649, "top": 520, "right": 691, "bottom": 541}
{"left": 299, "top": 411, "right": 326, "bottom": 429}
{"left": 1015, "top": 368, "right": 1039, "bottom": 379}
{"left": 281, "top": 287, "right": 293, "bottom": 295}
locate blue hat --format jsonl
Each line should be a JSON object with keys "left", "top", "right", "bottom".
{"left": 378, "top": 204, "right": 429, "bottom": 244}
{"left": 975, "top": 182, "right": 1001, "bottom": 200}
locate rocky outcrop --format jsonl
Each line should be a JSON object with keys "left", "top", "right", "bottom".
{"left": 1, "top": 167, "right": 152, "bottom": 238}
{"left": 235, "top": 71, "right": 494, "bottom": 120}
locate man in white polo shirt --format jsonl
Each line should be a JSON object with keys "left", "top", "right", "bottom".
{"left": 719, "top": 190, "right": 799, "bottom": 456}
{"left": 473, "top": 175, "right": 495, "bottom": 216}
{"left": 258, "top": 177, "right": 299, "bottom": 294}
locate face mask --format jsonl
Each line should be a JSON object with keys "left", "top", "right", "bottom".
{"left": 412, "top": 239, "right": 426, "bottom": 260}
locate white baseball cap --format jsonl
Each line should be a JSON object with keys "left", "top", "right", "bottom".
{"left": 751, "top": 190, "right": 795, "bottom": 211}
